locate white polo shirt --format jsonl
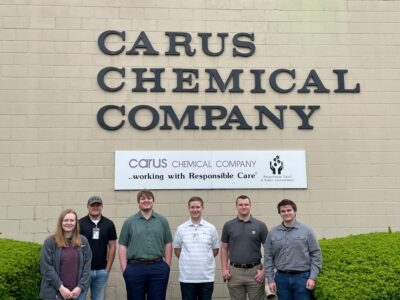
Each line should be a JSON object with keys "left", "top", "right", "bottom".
{"left": 173, "top": 218, "right": 221, "bottom": 283}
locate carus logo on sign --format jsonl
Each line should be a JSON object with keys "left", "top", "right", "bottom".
{"left": 129, "top": 158, "right": 168, "bottom": 168}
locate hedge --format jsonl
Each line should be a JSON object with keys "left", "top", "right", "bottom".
{"left": 314, "top": 232, "right": 400, "bottom": 300}
{"left": 0, "top": 238, "right": 41, "bottom": 300}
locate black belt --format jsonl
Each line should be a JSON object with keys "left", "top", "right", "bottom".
{"left": 230, "top": 262, "right": 260, "bottom": 269}
{"left": 277, "top": 270, "right": 310, "bottom": 275}
{"left": 128, "top": 258, "right": 163, "bottom": 265}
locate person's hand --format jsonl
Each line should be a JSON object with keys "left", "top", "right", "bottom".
{"left": 120, "top": 262, "right": 127, "bottom": 273}
{"left": 59, "top": 285, "right": 72, "bottom": 299}
{"left": 70, "top": 287, "right": 81, "bottom": 299}
{"left": 222, "top": 269, "right": 231, "bottom": 282}
{"left": 254, "top": 268, "right": 265, "bottom": 283}
{"left": 306, "top": 278, "right": 316, "bottom": 290}
{"left": 269, "top": 282, "right": 277, "bottom": 294}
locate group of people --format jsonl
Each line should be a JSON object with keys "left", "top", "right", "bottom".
{"left": 39, "top": 190, "right": 322, "bottom": 300}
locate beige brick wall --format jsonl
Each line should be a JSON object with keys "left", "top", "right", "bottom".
{"left": 1, "top": 0, "right": 400, "bottom": 299}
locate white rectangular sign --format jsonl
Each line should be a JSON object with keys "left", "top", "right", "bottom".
{"left": 115, "top": 151, "right": 307, "bottom": 190}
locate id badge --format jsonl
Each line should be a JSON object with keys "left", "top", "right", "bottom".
{"left": 92, "top": 227, "right": 100, "bottom": 239}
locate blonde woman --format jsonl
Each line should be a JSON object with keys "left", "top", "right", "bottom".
{"left": 40, "top": 209, "right": 92, "bottom": 300}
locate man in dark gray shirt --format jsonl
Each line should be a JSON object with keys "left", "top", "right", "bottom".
{"left": 264, "top": 199, "right": 322, "bottom": 300}
{"left": 221, "top": 195, "right": 268, "bottom": 300}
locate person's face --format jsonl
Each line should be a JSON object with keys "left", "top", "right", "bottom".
{"left": 62, "top": 213, "right": 76, "bottom": 233}
{"left": 88, "top": 202, "right": 103, "bottom": 218}
{"left": 188, "top": 200, "right": 203, "bottom": 220}
{"left": 279, "top": 204, "right": 296, "bottom": 223}
{"left": 138, "top": 195, "right": 154, "bottom": 212}
{"left": 236, "top": 198, "right": 251, "bottom": 217}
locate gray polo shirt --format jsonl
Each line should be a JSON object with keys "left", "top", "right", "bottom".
{"left": 264, "top": 221, "right": 322, "bottom": 283}
{"left": 221, "top": 216, "right": 268, "bottom": 264}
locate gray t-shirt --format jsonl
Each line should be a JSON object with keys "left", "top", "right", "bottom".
{"left": 221, "top": 216, "right": 268, "bottom": 264}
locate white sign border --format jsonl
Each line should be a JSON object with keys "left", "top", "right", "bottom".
{"left": 115, "top": 151, "right": 307, "bottom": 190}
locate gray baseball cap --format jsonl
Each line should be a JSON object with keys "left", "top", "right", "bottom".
{"left": 87, "top": 196, "right": 103, "bottom": 205}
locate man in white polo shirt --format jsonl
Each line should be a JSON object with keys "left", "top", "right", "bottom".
{"left": 173, "top": 196, "right": 220, "bottom": 300}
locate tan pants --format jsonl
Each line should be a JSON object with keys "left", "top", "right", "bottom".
{"left": 227, "top": 265, "right": 266, "bottom": 300}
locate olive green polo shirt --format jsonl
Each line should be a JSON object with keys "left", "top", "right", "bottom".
{"left": 118, "top": 211, "right": 172, "bottom": 260}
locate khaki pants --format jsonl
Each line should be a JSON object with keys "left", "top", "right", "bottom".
{"left": 227, "top": 265, "right": 266, "bottom": 300}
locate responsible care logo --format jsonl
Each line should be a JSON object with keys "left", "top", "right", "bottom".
{"left": 270, "top": 155, "right": 284, "bottom": 175}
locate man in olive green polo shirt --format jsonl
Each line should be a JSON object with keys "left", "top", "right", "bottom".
{"left": 118, "top": 190, "right": 173, "bottom": 300}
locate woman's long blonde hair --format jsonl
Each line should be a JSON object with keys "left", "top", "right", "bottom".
{"left": 54, "top": 209, "right": 81, "bottom": 248}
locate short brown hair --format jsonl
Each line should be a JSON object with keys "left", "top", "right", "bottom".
{"left": 137, "top": 189, "right": 154, "bottom": 203}
{"left": 277, "top": 199, "right": 297, "bottom": 213}
{"left": 236, "top": 195, "right": 251, "bottom": 204}
{"left": 188, "top": 196, "right": 204, "bottom": 207}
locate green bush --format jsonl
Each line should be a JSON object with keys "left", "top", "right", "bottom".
{"left": 314, "top": 232, "right": 400, "bottom": 300}
{"left": 0, "top": 238, "right": 41, "bottom": 300}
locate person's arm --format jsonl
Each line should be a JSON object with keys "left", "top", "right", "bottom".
{"left": 254, "top": 222, "right": 268, "bottom": 283}
{"left": 118, "top": 219, "right": 131, "bottom": 273}
{"left": 173, "top": 226, "right": 182, "bottom": 259}
{"left": 307, "top": 229, "right": 322, "bottom": 290}
{"left": 105, "top": 240, "right": 117, "bottom": 272}
{"left": 264, "top": 232, "right": 277, "bottom": 294}
{"left": 76, "top": 237, "right": 92, "bottom": 293}
{"left": 211, "top": 226, "right": 220, "bottom": 258}
{"left": 174, "top": 248, "right": 181, "bottom": 258}
{"left": 40, "top": 238, "right": 62, "bottom": 290}
{"left": 118, "top": 244, "right": 128, "bottom": 273}
{"left": 162, "top": 216, "right": 173, "bottom": 266}
{"left": 164, "top": 242, "right": 172, "bottom": 266}
{"left": 220, "top": 242, "right": 231, "bottom": 281}
{"left": 264, "top": 233, "right": 275, "bottom": 283}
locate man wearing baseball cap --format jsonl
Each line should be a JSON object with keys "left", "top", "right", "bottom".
{"left": 79, "top": 196, "right": 117, "bottom": 300}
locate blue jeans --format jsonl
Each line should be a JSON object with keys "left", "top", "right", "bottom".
{"left": 275, "top": 271, "right": 312, "bottom": 300}
{"left": 80, "top": 269, "right": 109, "bottom": 300}
{"left": 123, "top": 260, "right": 170, "bottom": 300}
{"left": 180, "top": 282, "right": 214, "bottom": 300}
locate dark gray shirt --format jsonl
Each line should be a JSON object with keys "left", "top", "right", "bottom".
{"left": 264, "top": 221, "right": 322, "bottom": 282}
{"left": 221, "top": 216, "right": 268, "bottom": 264}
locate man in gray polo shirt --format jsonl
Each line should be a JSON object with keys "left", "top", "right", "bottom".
{"left": 264, "top": 199, "right": 322, "bottom": 300}
{"left": 221, "top": 195, "right": 268, "bottom": 300}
